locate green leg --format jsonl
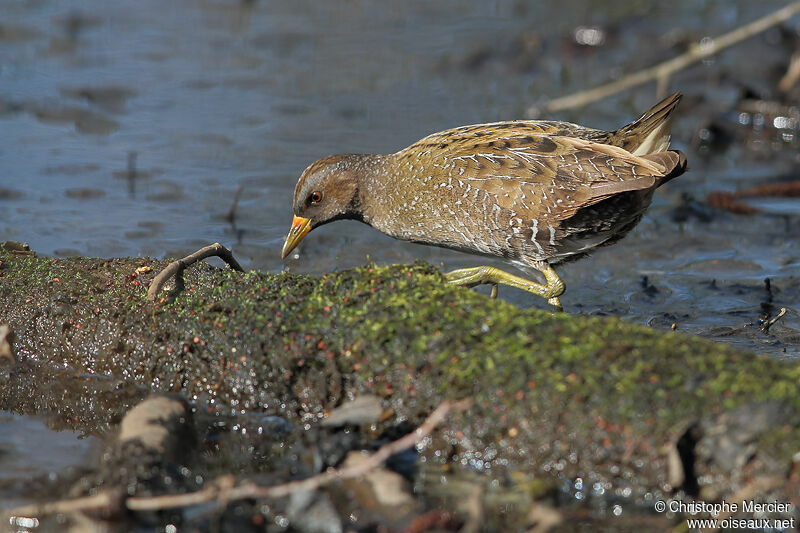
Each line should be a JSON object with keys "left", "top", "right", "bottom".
{"left": 444, "top": 264, "right": 565, "bottom": 309}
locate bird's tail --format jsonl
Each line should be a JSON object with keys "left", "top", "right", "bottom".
{"left": 641, "top": 149, "right": 688, "bottom": 187}
{"left": 609, "top": 92, "right": 683, "bottom": 155}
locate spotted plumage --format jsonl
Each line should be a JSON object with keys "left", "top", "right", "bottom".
{"left": 283, "top": 92, "right": 687, "bottom": 307}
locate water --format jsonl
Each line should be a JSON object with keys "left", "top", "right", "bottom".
{"left": 2, "top": 0, "right": 798, "bottom": 353}
{"left": 2, "top": 1, "right": 798, "bottom": 338}
{"left": 0, "top": 413, "right": 97, "bottom": 510}
{"left": 2, "top": 0, "right": 800, "bottom": 527}
{"left": 1, "top": 4, "right": 799, "bottom": 346}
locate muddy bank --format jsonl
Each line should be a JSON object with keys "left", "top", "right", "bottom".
{"left": 1, "top": 245, "right": 799, "bottom": 530}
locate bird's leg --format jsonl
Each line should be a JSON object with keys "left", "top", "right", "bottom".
{"left": 444, "top": 263, "right": 565, "bottom": 309}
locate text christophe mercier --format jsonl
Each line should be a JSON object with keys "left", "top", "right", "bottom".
{"left": 658, "top": 499, "right": 793, "bottom": 515}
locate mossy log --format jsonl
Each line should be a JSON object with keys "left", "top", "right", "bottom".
{"left": 1, "top": 245, "right": 798, "bottom": 513}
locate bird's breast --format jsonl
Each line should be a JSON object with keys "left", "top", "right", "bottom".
{"left": 364, "top": 166, "right": 550, "bottom": 261}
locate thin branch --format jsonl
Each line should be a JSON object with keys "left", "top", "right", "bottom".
{"left": 695, "top": 475, "right": 785, "bottom": 533}
{"left": 761, "top": 307, "right": 787, "bottom": 334}
{"left": 735, "top": 180, "right": 800, "bottom": 198}
{"left": 707, "top": 179, "right": 800, "bottom": 215}
{"left": 5, "top": 399, "right": 470, "bottom": 520}
{"left": 5, "top": 490, "right": 124, "bottom": 519}
{"left": 147, "top": 242, "right": 244, "bottom": 302}
{"left": 706, "top": 192, "right": 760, "bottom": 214}
{"left": 778, "top": 51, "right": 800, "bottom": 93}
{"left": 128, "top": 398, "right": 471, "bottom": 510}
{"left": 225, "top": 185, "right": 243, "bottom": 224}
{"left": 532, "top": 2, "right": 800, "bottom": 114}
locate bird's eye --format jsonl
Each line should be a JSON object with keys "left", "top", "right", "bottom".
{"left": 309, "top": 191, "right": 323, "bottom": 204}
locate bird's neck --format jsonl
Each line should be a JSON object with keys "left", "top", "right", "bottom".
{"left": 350, "top": 153, "right": 396, "bottom": 226}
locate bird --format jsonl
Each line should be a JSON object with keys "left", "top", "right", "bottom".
{"left": 281, "top": 92, "right": 686, "bottom": 308}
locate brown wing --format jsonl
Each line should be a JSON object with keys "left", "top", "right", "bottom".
{"left": 404, "top": 120, "right": 611, "bottom": 152}
{"left": 400, "top": 127, "right": 675, "bottom": 222}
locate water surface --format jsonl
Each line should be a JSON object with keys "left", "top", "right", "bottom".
{"left": 1, "top": 1, "right": 798, "bottom": 352}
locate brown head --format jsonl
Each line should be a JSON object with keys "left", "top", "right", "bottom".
{"left": 281, "top": 154, "right": 370, "bottom": 259}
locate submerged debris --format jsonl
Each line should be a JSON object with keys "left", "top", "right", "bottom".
{"left": 0, "top": 324, "right": 15, "bottom": 364}
{"left": 707, "top": 179, "right": 800, "bottom": 214}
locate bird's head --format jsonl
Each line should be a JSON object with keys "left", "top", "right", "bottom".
{"left": 281, "top": 154, "right": 366, "bottom": 259}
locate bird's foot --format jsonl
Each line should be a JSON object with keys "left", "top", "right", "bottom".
{"left": 444, "top": 265, "right": 565, "bottom": 308}
{"left": 547, "top": 296, "right": 563, "bottom": 311}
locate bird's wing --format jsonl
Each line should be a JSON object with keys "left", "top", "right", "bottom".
{"left": 401, "top": 126, "right": 677, "bottom": 222}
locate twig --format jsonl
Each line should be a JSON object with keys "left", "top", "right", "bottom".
{"left": 5, "top": 399, "right": 470, "bottom": 520}
{"left": 126, "top": 151, "right": 138, "bottom": 196}
{"left": 147, "top": 242, "right": 244, "bottom": 301}
{"left": 5, "top": 490, "right": 124, "bottom": 519}
{"left": 707, "top": 179, "right": 800, "bottom": 215}
{"left": 225, "top": 184, "right": 243, "bottom": 224}
{"left": 694, "top": 475, "right": 785, "bottom": 533}
{"left": 735, "top": 180, "right": 800, "bottom": 198}
{"left": 706, "top": 192, "right": 760, "bottom": 214}
{"left": 533, "top": 2, "right": 800, "bottom": 114}
{"left": 127, "top": 398, "right": 471, "bottom": 510}
{"left": 778, "top": 51, "right": 800, "bottom": 93}
{"left": 458, "top": 483, "right": 485, "bottom": 533}
{"left": 761, "top": 307, "right": 787, "bottom": 334}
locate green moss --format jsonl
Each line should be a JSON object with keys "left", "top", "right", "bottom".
{"left": 2, "top": 250, "right": 799, "bottom": 499}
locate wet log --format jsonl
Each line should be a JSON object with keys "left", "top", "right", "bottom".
{"left": 1, "top": 244, "right": 799, "bottom": 528}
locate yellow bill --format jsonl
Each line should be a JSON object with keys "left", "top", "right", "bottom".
{"left": 281, "top": 215, "right": 312, "bottom": 259}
